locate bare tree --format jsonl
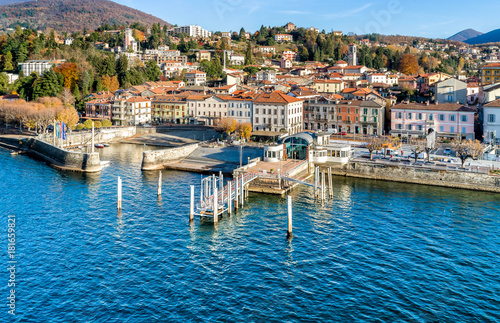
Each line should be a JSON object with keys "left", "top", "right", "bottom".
{"left": 365, "top": 137, "right": 385, "bottom": 160}
{"left": 58, "top": 88, "right": 75, "bottom": 107}
{"left": 453, "top": 139, "right": 485, "bottom": 167}
{"left": 410, "top": 139, "right": 426, "bottom": 164}
{"left": 425, "top": 128, "right": 436, "bottom": 163}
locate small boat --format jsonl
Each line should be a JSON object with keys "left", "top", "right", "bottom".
{"left": 94, "top": 143, "right": 104, "bottom": 149}
{"left": 103, "top": 143, "right": 110, "bottom": 147}
{"left": 100, "top": 160, "right": 110, "bottom": 167}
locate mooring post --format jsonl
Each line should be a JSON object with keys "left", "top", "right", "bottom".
{"left": 117, "top": 176, "right": 122, "bottom": 210}
{"left": 321, "top": 171, "right": 326, "bottom": 201}
{"left": 190, "top": 185, "right": 195, "bottom": 222}
{"left": 91, "top": 121, "right": 95, "bottom": 153}
{"left": 287, "top": 196, "right": 293, "bottom": 238}
{"left": 240, "top": 175, "right": 244, "bottom": 207}
{"left": 219, "top": 171, "right": 223, "bottom": 192}
{"left": 235, "top": 177, "right": 239, "bottom": 210}
{"left": 228, "top": 181, "right": 232, "bottom": 216}
{"left": 213, "top": 178, "right": 218, "bottom": 224}
{"left": 157, "top": 171, "right": 162, "bottom": 197}
{"left": 328, "top": 167, "right": 333, "bottom": 198}
{"left": 200, "top": 177, "right": 203, "bottom": 203}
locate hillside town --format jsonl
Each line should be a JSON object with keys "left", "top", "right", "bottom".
{"left": 1, "top": 22, "right": 500, "bottom": 150}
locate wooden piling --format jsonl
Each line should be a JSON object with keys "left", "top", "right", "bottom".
{"left": 190, "top": 185, "right": 194, "bottom": 222}
{"left": 157, "top": 171, "right": 162, "bottom": 197}
{"left": 287, "top": 196, "right": 293, "bottom": 238}
{"left": 117, "top": 176, "right": 122, "bottom": 210}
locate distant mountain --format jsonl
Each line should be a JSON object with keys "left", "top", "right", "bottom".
{"left": 0, "top": 0, "right": 31, "bottom": 4}
{"left": 0, "top": 0, "right": 170, "bottom": 33}
{"left": 465, "top": 29, "right": 500, "bottom": 45}
{"left": 448, "top": 29, "right": 483, "bottom": 42}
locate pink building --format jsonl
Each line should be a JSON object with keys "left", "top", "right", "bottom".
{"left": 390, "top": 102, "right": 475, "bottom": 140}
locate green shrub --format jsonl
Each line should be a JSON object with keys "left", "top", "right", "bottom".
{"left": 76, "top": 124, "right": 85, "bottom": 130}
{"left": 83, "top": 119, "right": 93, "bottom": 129}
{"left": 94, "top": 121, "right": 102, "bottom": 129}
{"left": 102, "top": 119, "right": 112, "bottom": 127}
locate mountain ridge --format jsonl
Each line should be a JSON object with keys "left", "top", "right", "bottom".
{"left": 465, "top": 28, "right": 500, "bottom": 45}
{"left": 447, "top": 28, "right": 483, "bottom": 42}
{"left": 0, "top": 0, "right": 170, "bottom": 33}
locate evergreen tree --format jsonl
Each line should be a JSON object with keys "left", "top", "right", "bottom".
{"left": 73, "top": 85, "right": 81, "bottom": 101}
{"left": 3, "top": 51, "right": 13, "bottom": 71}
{"left": 244, "top": 43, "right": 253, "bottom": 65}
{"left": 33, "top": 69, "right": 60, "bottom": 100}
{"left": 145, "top": 60, "right": 161, "bottom": 81}
{"left": 15, "top": 43, "right": 28, "bottom": 65}
{"left": 239, "top": 27, "right": 246, "bottom": 41}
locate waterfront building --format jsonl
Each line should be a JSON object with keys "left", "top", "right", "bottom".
{"left": 253, "top": 91, "right": 303, "bottom": 135}
{"left": 151, "top": 95, "right": 188, "bottom": 124}
{"left": 263, "top": 132, "right": 352, "bottom": 163}
{"left": 112, "top": 97, "right": 151, "bottom": 126}
{"left": 390, "top": 102, "right": 475, "bottom": 140}
{"left": 186, "top": 95, "right": 228, "bottom": 125}
{"left": 84, "top": 99, "right": 113, "bottom": 121}
{"left": 483, "top": 99, "right": 500, "bottom": 144}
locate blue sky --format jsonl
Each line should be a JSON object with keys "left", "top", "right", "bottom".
{"left": 113, "top": 0, "right": 500, "bottom": 38}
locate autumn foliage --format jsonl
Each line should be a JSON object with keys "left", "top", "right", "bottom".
{"left": 101, "top": 75, "right": 120, "bottom": 92}
{"left": 54, "top": 63, "right": 80, "bottom": 91}
{"left": 398, "top": 54, "right": 420, "bottom": 75}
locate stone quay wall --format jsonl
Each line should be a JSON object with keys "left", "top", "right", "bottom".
{"left": 325, "top": 161, "right": 500, "bottom": 193}
{"left": 26, "top": 138, "right": 102, "bottom": 173}
{"left": 142, "top": 143, "right": 199, "bottom": 171}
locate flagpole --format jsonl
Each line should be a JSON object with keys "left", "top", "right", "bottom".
{"left": 53, "top": 120, "right": 56, "bottom": 146}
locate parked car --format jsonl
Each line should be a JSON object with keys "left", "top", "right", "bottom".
{"left": 326, "top": 128, "right": 338, "bottom": 134}
{"left": 409, "top": 152, "right": 428, "bottom": 159}
{"left": 339, "top": 132, "right": 347, "bottom": 136}
{"left": 381, "top": 148, "right": 399, "bottom": 156}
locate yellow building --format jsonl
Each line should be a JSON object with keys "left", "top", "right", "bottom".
{"left": 482, "top": 63, "right": 500, "bottom": 85}
{"left": 312, "top": 80, "right": 344, "bottom": 94}
{"left": 152, "top": 95, "right": 188, "bottom": 124}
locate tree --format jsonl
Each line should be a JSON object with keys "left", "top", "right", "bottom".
{"left": 410, "top": 139, "right": 426, "bottom": 164}
{"left": 57, "top": 107, "right": 79, "bottom": 130}
{"left": 365, "top": 137, "right": 385, "bottom": 160}
{"left": 100, "top": 75, "right": 119, "bottom": 92}
{"left": 54, "top": 63, "right": 80, "bottom": 91}
{"left": 3, "top": 51, "right": 13, "bottom": 71}
{"left": 58, "top": 87, "right": 75, "bottom": 106}
{"left": 398, "top": 54, "right": 419, "bottom": 75}
{"left": 453, "top": 139, "right": 484, "bottom": 167}
{"left": 83, "top": 119, "right": 93, "bottom": 129}
{"left": 244, "top": 42, "right": 253, "bottom": 65}
{"left": 0, "top": 72, "right": 9, "bottom": 94}
{"left": 102, "top": 119, "right": 112, "bottom": 127}
{"left": 239, "top": 28, "right": 246, "bottom": 41}
{"left": 32, "top": 69, "right": 60, "bottom": 100}
{"left": 94, "top": 120, "right": 102, "bottom": 129}
{"left": 240, "top": 122, "right": 252, "bottom": 140}
{"left": 145, "top": 60, "right": 161, "bottom": 81}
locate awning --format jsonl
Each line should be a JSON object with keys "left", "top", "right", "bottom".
{"left": 251, "top": 131, "right": 284, "bottom": 137}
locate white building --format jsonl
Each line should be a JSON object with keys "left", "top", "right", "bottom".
{"left": 256, "top": 70, "right": 277, "bottom": 83}
{"left": 185, "top": 70, "right": 207, "bottom": 86}
{"left": 226, "top": 97, "right": 253, "bottom": 124}
{"left": 229, "top": 53, "right": 245, "bottom": 65}
{"left": 366, "top": 73, "right": 387, "bottom": 85}
{"left": 124, "top": 28, "right": 138, "bottom": 52}
{"left": 253, "top": 91, "right": 303, "bottom": 134}
{"left": 186, "top": 95, "right": 228, "bottom": 126}
{"left": 483, "top": 99, "right": 500, "bottom": 144}
{"left": 258, "top": 46, "right": 276, "bottom": 54}
{"left": 18, "top": 59, "right": 66, "bottom": 76}
{"left": 64, "top": 38, "right": 74, "bottom": 46}
{"left": 168, "top": 25, "right": 212, "bottom": 38}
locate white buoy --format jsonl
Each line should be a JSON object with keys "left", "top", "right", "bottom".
{"left": 213, "top": 178, "right": 218, "bottom": 224}
{"left": 228, "top": 181, "right": 232, "bottom": 216}
{"left": 157, "top": 171, "right": 162, "bottom": 197}
{"left": 190, "top": 185, "right": 194, "bottom": 222}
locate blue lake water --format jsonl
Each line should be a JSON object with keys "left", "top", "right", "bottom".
{"left": 1, "top": 144, "right": 499, "bottom": 322}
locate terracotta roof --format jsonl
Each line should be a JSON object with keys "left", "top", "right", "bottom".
{"left": 391, "top": 102, "right": 475, "bottom": 112}
{"left": 484, "top": 99, "right": 500, "bottom": 107}
{"left": 254, "top": 91, "right": 303, "bottom": 104}
{"left": 484, "top": 63, "right": 500, "bottom": 68}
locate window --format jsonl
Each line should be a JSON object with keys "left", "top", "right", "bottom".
{"left": 256, "top": 117, "right": 259, "bottom": 123}
{"left": 462, "top": 127, "right": 466, "bottom": 134}
{"left": 256, "top": 108, "right": 259, "bottom": 114}
{"left": 449, "top": 115, "right": 456, "bottom": 122}
{"left": 407, "top": 113, "right": 412, "bottom": 119}
{"left": 488, "top": 114, "right": 495, "bottom": 123}
{"left": 417, "top": 113, "right": 423, "bottom": 120}
{"left": 450, "top": 126, "right": 455, "bottom": 133}
{"left": 461, "top": 115, "right": 467, "bottom": 122}
{"left": 363, "top": 108, "right": 368, "bottom": 115}
{"left": 372, "top": 109, "right": 378, "bottom": 116}
{"left": 417, "top": 125, "right": 423, "bottom": 131}
{"left": 439, "top": 114, "right": 445, "bottom": 121}
{"left": 397, "top": 124, "right": 402, "bottom": 129}
{"left": 428, "top": 114, "right": 433, "bottom": 120}
{"left": 407, "top": 125, "right": 412, "bottom": 130}
{"left": 397, "top": 112, "right": 402, "bottom": 119}
{"left": 439, "top": 126, "right": 444, "bottom": 132}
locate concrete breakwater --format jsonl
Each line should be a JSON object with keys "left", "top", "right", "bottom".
{"left": 141, "top": 143, "right": 199, "bottom": 171}
{"left": 327, "top": 161, "right": 500, "bottom": 193}
{"left": 38, "top": 127, "right": 137, "bottom": 147}
{"left": 26, "top": 138, "right": 102, "bottom": 172}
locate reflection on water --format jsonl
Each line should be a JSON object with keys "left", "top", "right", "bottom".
{"left": 1, "top": 143, "right": 500, "bottom": 322}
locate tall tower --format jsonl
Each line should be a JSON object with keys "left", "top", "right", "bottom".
{"left": 348, "top": 43, "right": 357, "bottom": 66}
